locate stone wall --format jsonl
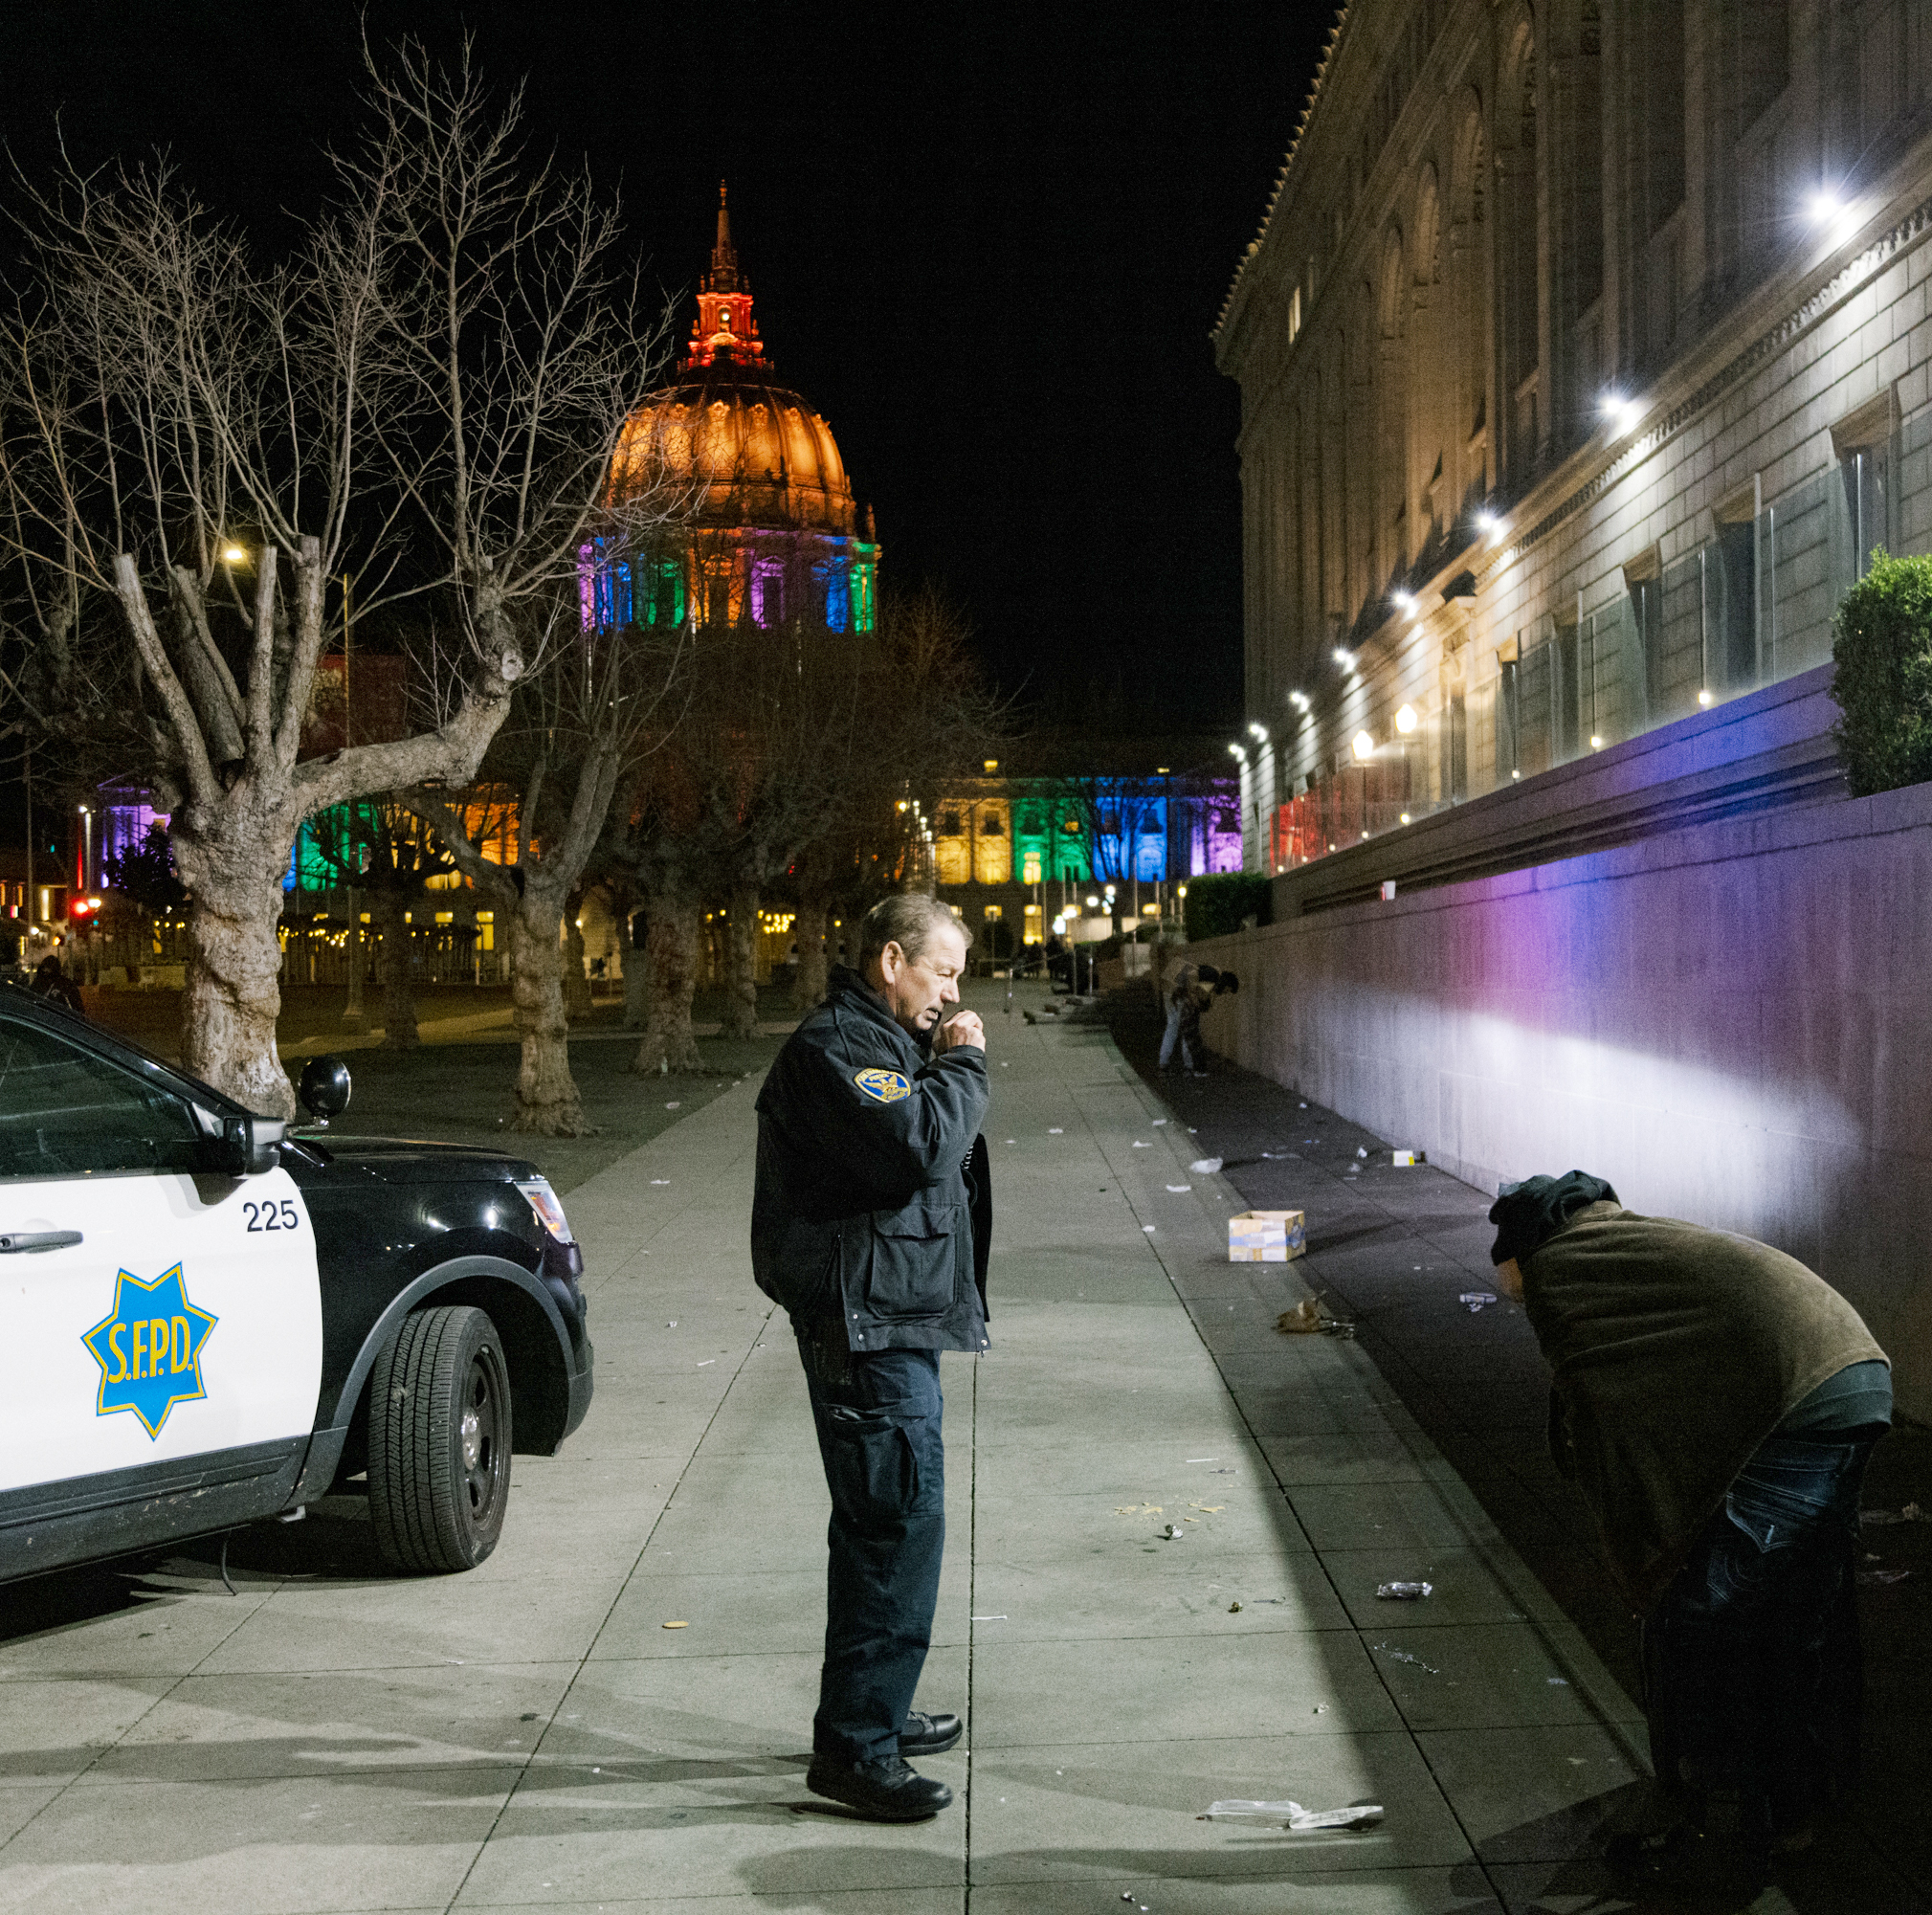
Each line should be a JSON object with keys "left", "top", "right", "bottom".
{"left": 1194, "top": 778, "right": 1932, "bottom": 1420}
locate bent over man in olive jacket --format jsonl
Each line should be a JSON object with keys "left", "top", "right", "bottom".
{"left": 751, "top": 892, "right": 990, "bottom": 1822}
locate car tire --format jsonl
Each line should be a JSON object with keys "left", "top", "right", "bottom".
{"left": 367, "top": 1303, "right": 513, "bottom": 1573}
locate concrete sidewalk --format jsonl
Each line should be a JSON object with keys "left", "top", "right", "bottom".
{"left": 0, "top": 980, "right": 1761, "bottom": 1912}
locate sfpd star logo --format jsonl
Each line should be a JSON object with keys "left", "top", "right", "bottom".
{"left": 82, "top": 1265, "right": 218, "bottom": 1438}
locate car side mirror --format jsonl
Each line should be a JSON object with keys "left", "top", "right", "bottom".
{"left": 299, "top": 1057, "right": 353, "bottom": 1126}
{"left": 219, "top": 1113, "right": 287, "bottom": 1176}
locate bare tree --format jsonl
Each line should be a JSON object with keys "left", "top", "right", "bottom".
{"left": 410, "top": 603, "right": 683, "bottom": 1133}
{"left": 611, "top": 582, "right": 1001, "bottom": 1070}
{"left": 0, "top": 40, "right": 679, "bottom": 1115}
{"left": 303, "top": 795, "right": 472, "bottom": 1050}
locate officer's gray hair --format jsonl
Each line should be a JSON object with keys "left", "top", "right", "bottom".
{"left": 858, "top": 892, "right": 966, "bottom": 972}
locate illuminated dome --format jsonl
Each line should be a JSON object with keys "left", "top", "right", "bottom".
{"left": 611, "top": 188, "right": 865, "bottom": 538}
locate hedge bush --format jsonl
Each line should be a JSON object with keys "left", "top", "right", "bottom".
{"left": 1183, "top": 872, "right": 1272, "bottom": 942}
{"left": 1832, "top": 548, "right": 1932, "bottom": 796}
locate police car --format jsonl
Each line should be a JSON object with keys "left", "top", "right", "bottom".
{"left": 0, "top": 983, "right": 591, "bottom": 1583}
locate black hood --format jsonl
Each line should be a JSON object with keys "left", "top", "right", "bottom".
{"left": 302, "top": 1136, "right": 539, "bottom": 1185}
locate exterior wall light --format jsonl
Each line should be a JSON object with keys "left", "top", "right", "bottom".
{"left": 1589, "top": 734, "right": 1605, "bottom": 749}
{"left": 1477, "top": 509, "right": 1499, "bottom": 536}
{"left": 1395, "top": 704, "right": 1418, "bottom": 734}
{"left": 1332, "top": 648, "right": 1355, "bottom": 671}
{"left": 1228, "top": 742, "right": 1246, "bottom": 760}
{"left": 1392, "top": 590, "right": 1415, "bottom": 613}
{"left": 1398, "top": 812, "right": 1411, "bottom": 825}
{"left": 1352, "top": 731, "right": 1374, "bottom": 761}
{"left": 1699, "top": 688, "right": 1715, "bottom": 706}
{"left": 1600, "top": 392, "right": 1640, "bottom": 433}
{"left": 1249, "top": 722, "right": 1268, "bottom": 741}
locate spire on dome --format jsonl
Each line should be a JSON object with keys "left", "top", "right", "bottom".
{"left": 683, "top": 183, "right": 766, "bottom": 371}
{"left": 709, "top": 180, "right": 741, "bottom": 293}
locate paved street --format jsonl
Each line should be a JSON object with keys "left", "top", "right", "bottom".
{"left": 0, "top": 982, "right": 1752, "bottom": 1913}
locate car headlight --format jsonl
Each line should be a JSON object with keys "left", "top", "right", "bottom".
{"left": 516, "top": 1178, "right": 576, "bottom": 1245}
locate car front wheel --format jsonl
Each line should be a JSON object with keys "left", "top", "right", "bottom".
{"left": 368, "top": 1303, "right": 513, "bottom": 1573}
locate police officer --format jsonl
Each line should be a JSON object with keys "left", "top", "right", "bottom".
{"left": 751, "top": 892, "right": 990, "bottom": 1821}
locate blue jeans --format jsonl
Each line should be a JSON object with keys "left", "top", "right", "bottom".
{"left": 1645, "top": 1431, "right": 1878, "bottom": 1828}
{"left": 797, "top": 1330, "right": 946, "bottom": 1763}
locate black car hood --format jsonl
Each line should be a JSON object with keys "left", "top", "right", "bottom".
{"left": 299, "top": 1136, "right": 540, "bottom": 1185}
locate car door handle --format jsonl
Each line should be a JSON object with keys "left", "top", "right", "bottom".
{"left": 0, "top": 1230, "right": 84, "bottom": 1253}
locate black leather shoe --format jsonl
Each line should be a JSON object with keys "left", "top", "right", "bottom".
{"left": 807, "top": 1752, "right": 953, "bottom": 1821}
{"left": 899, "top": 1709, "right": 963, "bottom": 1756}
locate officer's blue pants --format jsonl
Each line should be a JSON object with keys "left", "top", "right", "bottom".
{"left": 798, "top": 1335, "right": 946, "bottom": 1764}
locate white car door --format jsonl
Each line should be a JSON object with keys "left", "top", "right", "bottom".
{"left": 0, "top": 1013, "right": 322, "bottom": 1501}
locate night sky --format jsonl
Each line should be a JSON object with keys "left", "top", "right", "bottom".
{"left": 3, "top": 1, "right": 1328, "bottom": 735}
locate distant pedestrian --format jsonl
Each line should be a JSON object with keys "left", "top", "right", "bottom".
{"left": 1490, "top": 1173, "right": 1890, "bottom": 1892}
{"left": 30, "top": 954, "right": 84, "bottom": 1015}
{"left": 1169, "top": 964, "right": 1235, "bottom": 1075}
{"left": 1157, "top": 957, "right": 1198, "bottom": 1070}
{"left": 751, "top": 892, "right": 991, "bottom": 1823}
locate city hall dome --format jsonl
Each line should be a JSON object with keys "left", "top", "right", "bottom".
{"left": 611, "top": 188, "right": 864, "bottom": 539}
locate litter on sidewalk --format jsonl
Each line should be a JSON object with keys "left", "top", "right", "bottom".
{"left": 1199, "top": 1800, "right": 1385, "bottom": 1832}
{"left": 1376, "top": 1642, "right": 1442, "bottom": 1673}
{"left": 1860, "top": 1503, "right": 1926, "bottom": 1525}
{"left": 1230, "top": 1209, "right": 1306, "bottom": 1261}
{"left": 1391, "top": 1149, "right": 1424, "bottom": 1166}
{"left": 1278, "top": 1297, "right": 1356, "bottom": 1337}
{"left": 1376, "top": 1581, "right": 1432, "bottom": 1599}
{"left": 1189, "top": 1156, "right": 1223, "bottom": 1173}
{"left": 1460, "top": 1292, "right": 1499, "bottom": 1311}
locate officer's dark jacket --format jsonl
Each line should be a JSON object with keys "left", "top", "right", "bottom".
{"left": 752, "top": 966, "right": 990, "bottom": 1353}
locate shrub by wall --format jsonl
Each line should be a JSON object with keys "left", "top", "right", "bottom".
{"left": 1184, "top": 873, "right": 1272, "bottom": 942}
{"left": 1832, "top": 548, "right": 1932, "bottom": 796}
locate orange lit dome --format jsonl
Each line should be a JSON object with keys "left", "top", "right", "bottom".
{"left": 611, "top": 188, "right": 860, "bottom": 537}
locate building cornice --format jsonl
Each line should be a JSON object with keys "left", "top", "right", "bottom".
{"left": 1475, "top": 126, "right": 1932, "bottom": 590}
{"left": 1213, "top": 9, "right": 1349, "bottom": 352}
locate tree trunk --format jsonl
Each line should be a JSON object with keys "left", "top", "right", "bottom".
{"left": 564, "top": 904, "right": 594, "bottom": 1022}
{"left": 720, "top": 881, "right": 761, "bottom": 1039}
{"left": 172, "top": 816, "right": 296, "bottom": 1120}
{"left": 629, "top": 893, "right": 703, "bottom": 1074}
{"left": 791, "top": 896, "right": 830, "bottom": 1013}
{"left": 343, "top": 885, "right": 366, "bottom": 1031}
{"left": 372, "top": 888, "right": 419, "bottom": 1050}
{"left": 622, "top": 907, "right": 650, "bottom": 1029}
{"left": 508, "top": 893, "right": 587, "bottom": 1134}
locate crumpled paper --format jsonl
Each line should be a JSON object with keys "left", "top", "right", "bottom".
{"left": 1199, "top": 1799, "right": 1385, "bottom": 1832}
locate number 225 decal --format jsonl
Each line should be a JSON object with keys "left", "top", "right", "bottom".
{"left": 243, "top": 1199, "right": 301, "bottom": 1233}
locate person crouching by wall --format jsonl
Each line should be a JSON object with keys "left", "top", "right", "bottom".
{"left": 1490, "top": 1173, "right": 1890, "bottom": 1893}
{"left": 1158, "top": 958, "right": 1200, "bottom": 1072}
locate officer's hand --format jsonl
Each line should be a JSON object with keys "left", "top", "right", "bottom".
{"left": 933, "top": 1010, "right": 986, "bottom": 1054}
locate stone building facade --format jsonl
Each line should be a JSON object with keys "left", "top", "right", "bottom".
{"left": 1214, "top": 0, "right": 1932, "bottom": 871}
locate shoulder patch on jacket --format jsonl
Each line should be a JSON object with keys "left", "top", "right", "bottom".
{"left": 853, "top": 1067, "right": 913, "bottom": 1104}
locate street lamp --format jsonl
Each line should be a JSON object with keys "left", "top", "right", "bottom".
{"left": 1352, "top": 731, "right": 1375, "bottom": 761}
{"left": 1395, "top": 704, "right": 1418, "bottom": 734}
